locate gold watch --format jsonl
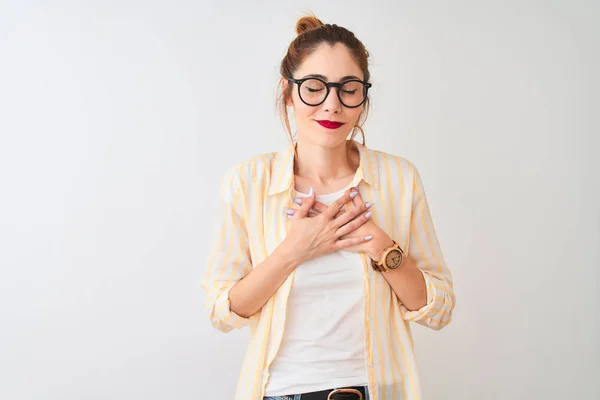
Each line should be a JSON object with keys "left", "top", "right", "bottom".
{"left": 371, "top": 241, "right": 404, "bottom": 273}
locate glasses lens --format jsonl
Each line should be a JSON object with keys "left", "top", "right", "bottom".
{"left": 299, "top": 79, "right": 327, "bottom": 105}
{"left": 339, "top": 80, "right": 367, "bottom": 107}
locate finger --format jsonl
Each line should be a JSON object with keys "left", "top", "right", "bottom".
{"left": 333, "top": 206, "right": 350, "bottom": 219}
{"left": 335, "top": 190, "right": 353, "bottom": 218}
{"left": 294, "top": 188, "right": 315, "bottom": 219}
{"left": 348, "top": 190, "right": 374, "bottom": 211}
{"left": 350, "top": 190, "right": 363, "bottom": 208}
{"left": 331, "top": 199, "right": 369, "bottom": 230}
{"left": 338, "top": 232, "right": 374, "bottom": 242}
{"left": 346, "top": 191, "right": 374, "bottom": 219}
{"left": 295, "top": 188, "right": 357, "bottom": 217}
{"left": 295, "top": 198, "right": 327, "bottom": 215}
{"left": 292, "top": 196, "right": 322, "bottom": 215}
{"left": 284, "top": 208, "right": 319, "bottom": 217}
{"left": 334, "top": 234, "right": 374, "bottom": 250}
{"left": 323, "top": 189, "right": 359, "bottom": 219}
{"left": 309, "top": 200, "right": 327, "bottom": 214}
{"left": 335, "top": 208, "right": 373, "bottom": 237}
{"left": 345, "top": 188, "right": 359, "bottom": 209}
{"left": 314, "top": 200, "right": 341, "bottom": 218}
{"left": 339, "top": 188, "right": 364, "bottom": 217}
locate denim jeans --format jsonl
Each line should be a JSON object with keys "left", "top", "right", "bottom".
{"left": 264, "top": 385, "right": 370, "bottom": 400}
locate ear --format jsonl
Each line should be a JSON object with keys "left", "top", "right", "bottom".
{"left": 281, "top": 78, "right": 293, "bottom": 107}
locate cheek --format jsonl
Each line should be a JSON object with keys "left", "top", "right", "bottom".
{"left": 292, "top": 99, "right": 317, "bottom": 120}
{"left": 347, "top": 107, "right": 363, "bottom": 124}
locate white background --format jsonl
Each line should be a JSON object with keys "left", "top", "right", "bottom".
{"left": 1, "top": 1, "right": 598, "bottom": 399}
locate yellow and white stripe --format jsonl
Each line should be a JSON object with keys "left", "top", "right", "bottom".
{"left": 201, "top": 141, "right": 455, "bottom": 400}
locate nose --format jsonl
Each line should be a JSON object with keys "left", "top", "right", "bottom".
{"left": 322, "top": 87, "right": 342, "bottom": 113}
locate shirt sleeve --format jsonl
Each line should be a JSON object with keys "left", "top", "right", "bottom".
{"left": 400, "top": 166, "right": 456, "bottom": 330}
{"left": 200, "top": 168, "right": 255, "bottom": 333}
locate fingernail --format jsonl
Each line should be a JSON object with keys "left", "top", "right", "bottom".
{"left": 293, "top": 198, "right": 302, "bottom": 204}
{"left": 350, "top": 191, "right": 358, "bottom": 199}
{"left": 308, "top": 187, "right": 314, "bottom": 196}
{"left": 365, "top": 211, "right": 372, "bottom": 219}
{"left": 365, "top": 235, "right": 373, "bottom": 241}
{"left": 284, "top": 209, "right": 295, "bottom": 215}
{"left": 365, "top": 202, "right": 374, "bottom": 209}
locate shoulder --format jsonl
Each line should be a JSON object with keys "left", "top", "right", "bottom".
{"left": 360, "top": 144, "right": 419, "bottom": 180}
{"left": 218, "top": 151, "right": 280, "bottom": 196}
{"left": 221, "top": 151, "right": 276, "bottom": 181}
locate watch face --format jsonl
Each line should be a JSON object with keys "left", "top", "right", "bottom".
{"left": 385, "top": 249, "right": 403, "bottom": 270}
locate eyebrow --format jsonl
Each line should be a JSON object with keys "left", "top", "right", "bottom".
{"left": 302, "top": 73, "right": 363, "bottom": 81}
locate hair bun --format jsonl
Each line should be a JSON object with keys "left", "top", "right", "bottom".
{"left": 295, "top": 15, "right": 324, "bottom": 36}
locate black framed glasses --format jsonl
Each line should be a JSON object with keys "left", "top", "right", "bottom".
{"left": 287, "top": 77, "right": 372, "bottom": 108}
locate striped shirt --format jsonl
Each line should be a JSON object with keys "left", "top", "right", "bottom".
{"left": 201, "top": 141, "right": 455, "bottom": 400}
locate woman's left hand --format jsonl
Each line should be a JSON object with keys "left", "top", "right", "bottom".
{"left": 335, "top": 190, "right": 392, "bottom": 259}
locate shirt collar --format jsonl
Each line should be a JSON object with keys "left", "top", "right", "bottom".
{"left": 267, "top": 140, "right": 380, "bottom": 196}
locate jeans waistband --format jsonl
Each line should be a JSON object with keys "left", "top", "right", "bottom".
{"left": 264, "top": 385, "right": 370, "bottom": 400}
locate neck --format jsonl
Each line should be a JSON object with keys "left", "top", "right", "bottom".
{"left": 294, "top": 140, "right": 358, "bottom": 184}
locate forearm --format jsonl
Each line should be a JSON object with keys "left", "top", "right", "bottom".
{"left": 228, "top": 243, "right": 299, "bottom": 318}
{"left": 370, "top": 236, "right": 427, "bottom": 311}
{"left": 383, "top": 257, "right": 427, "bottom": 310}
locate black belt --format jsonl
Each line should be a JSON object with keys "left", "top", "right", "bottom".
{"left": 291, "top": 386, "right": 367, "bottom": 400}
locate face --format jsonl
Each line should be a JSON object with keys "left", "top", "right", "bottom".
{"left": 285, "top": 43, "right": 366, "bottom": 149}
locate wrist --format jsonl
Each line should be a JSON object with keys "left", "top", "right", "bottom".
{"left": 369, "top": 234, "right": 395, "bottom": 262}
{"left": 275, "top": 240, "right": 303, "bottom": 272}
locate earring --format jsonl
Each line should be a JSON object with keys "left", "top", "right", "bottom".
{"left": 353, "top": 125, "right": 366, "bottom": 145}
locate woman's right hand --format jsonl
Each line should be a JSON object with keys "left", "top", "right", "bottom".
{"left": 280, "top": 188, "right": 374, "bottom": 265}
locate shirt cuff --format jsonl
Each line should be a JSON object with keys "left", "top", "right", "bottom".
{"left": 214, "top": 286, "right": 252, "bottom": 330}
{"left": 401, "top": 269, "right": 436, "bottom": 322}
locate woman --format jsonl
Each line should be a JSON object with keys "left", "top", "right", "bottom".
{"left": 202, "top": 15, "right": 455, "bottom": 400}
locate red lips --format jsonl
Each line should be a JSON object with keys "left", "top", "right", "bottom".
{"left": 316, "top": 120, "right": 345, "bottom": 129}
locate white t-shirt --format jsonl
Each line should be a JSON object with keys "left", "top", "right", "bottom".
{"left": 264, "top": 186, "right": 368, "bottom": 396}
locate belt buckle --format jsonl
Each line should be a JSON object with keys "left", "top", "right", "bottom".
{"left": 327, "top": 388, "right": 363, "bottom": 400}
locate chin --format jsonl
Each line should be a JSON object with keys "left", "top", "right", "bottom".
{"left": 313, "top": 132, "right": 349, "bottom": 148}
{"left": 297, "top": 122, "right": 353, "bottom": 148}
